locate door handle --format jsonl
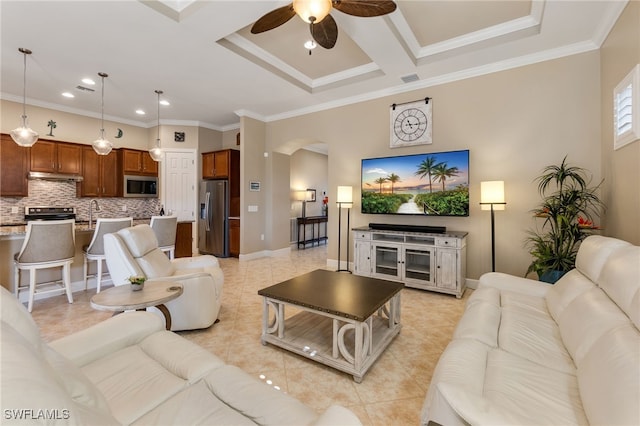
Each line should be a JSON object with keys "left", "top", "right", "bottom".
{"left": 204, "top": 192, "right": 211, "bottom": 232}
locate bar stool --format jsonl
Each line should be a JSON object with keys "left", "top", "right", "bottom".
{"left": 83, "top": 217, "right": 133, "bottom": 293}
{"left": 150, "top": 215, "right": 178, "bottom": 259}
{"left": 14, "top": 219, "right": 76, "bottom": 312}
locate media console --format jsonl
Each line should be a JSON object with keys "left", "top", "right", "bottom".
{"left": 353, "top": 226, "right": 467, "bottom": 298}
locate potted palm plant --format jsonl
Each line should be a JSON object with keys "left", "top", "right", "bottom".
{"left": 525, "top": 157, "right": 603, "bottom": 283}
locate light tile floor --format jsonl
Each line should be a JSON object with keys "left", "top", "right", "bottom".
{"left": 30, "top": 245, "right": 470, "bottom": 425}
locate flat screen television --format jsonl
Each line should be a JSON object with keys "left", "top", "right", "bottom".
{"left": 361, "top": 149, "right": 469, "bottom": 216}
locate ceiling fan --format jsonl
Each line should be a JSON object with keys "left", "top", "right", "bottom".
{"left": 251, "top": 0, "right": 397, "bottom": 49}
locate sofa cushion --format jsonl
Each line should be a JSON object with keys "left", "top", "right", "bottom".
{"left": 577, "top": 323, "right": 640, "bottom": 426}
{"left": 574, "top": 235, "right": 631, "bottom": 282}
{"left": 131, "top": 380, "right": 258, "bottom": 425}
{"left": 81, "top": 345, "right": 189, "bottom": 424}
{"left": 545, "top": 269, "right": 595, "bottom": 322}
{"left": 138, "top": 330, "right": 225, "bottom": 383}
{"left": 1, "top": 322, "right": 117, "bottom": 425}
{"left": 453, "top": 293, "right": 500, "bottom": 347}
{"left": 499, "top": 302, "right": 574, "bottom": 374}
{"left": 136, "top": 248, "right": 176, "bottom": 278}
{"left": 557, "top": 287, "right": 630, "bottom": 365}
{"left": 1, "top": 284, "right": 42, "bottom": 351}
{"left": 596, "top": 245, "right": 640, "bottom": 325}
{"left": 203, "top": 365, "right": 319, "bottom": 425}
{"left": 42, "top": 345, "right": 111, "bottom": 415}
{"left": 484, "top": 348, "right": 588, "bottom": 425}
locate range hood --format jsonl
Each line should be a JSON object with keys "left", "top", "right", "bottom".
{"left": 28, "top": 171, "right": 84, "bottom": 182}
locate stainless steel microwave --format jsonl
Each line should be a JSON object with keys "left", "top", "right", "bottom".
{"left": 123, "top": 175, "right": 158, "bottom": 198}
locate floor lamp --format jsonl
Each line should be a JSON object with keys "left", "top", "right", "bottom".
{"left": 336, "top": 186, "right": 353, "bottom": 273}
{"left": 480, "top": 181, "right": 506, "bottom": 272}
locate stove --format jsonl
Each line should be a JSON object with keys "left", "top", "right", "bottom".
{"left": 24, "top": 206, "right": 76, "bottom": 221}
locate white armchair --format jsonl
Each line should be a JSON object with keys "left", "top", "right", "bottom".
{"left": 103, "top": 224, "right": 223, "bottom": 331}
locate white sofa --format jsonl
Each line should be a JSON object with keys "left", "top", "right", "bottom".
{"left": 421, "top": 235, "right": 640, "bottom": 426}
{"left": 104, "top": 224, "right": 223, "bottom": 331}
{"left": 0, "top": 286, "right": 362, "bottom": 425}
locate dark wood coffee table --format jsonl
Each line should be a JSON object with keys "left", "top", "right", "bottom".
{"left": 258, "top": 269, "right": 403, "bottom": 382}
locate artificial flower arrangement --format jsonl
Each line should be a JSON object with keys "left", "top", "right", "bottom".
{"left": 128, "top": 275, "right": 146, "bottom": 291}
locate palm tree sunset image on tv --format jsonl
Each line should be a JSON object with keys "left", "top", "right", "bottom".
{"left": 361, "top": 150, "right": 469, "bottom": 216}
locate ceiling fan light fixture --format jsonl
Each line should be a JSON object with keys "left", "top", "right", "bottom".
{"left": 293, "top": 0, "right": 332, "bottom": 23}
{"left": 304, "top": 40, "right": 317, "bottom": 50}
{"left": 11, "top": 48, "right": 39, "bottom": 147}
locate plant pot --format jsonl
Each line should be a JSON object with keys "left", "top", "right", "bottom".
{"left": 131, "top": 282, "right": 144, "bottom": 291}
{"left": 539, "top": 270, "right": 567, "bottom": 284}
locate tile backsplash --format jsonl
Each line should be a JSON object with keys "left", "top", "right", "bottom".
{"left": 1, "top": 180, "right": 161, "bottom": 224}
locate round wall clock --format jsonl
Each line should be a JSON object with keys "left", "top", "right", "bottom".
{"left": 390, "top": 98, "right": 432, "bottom": 148}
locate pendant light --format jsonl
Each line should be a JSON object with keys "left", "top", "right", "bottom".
{"left": 92, "top": 72, "right": 113, "bottom": 155}
{"left": 10, "top": 48, "right": 39, "bottom": 147}
{"left": 149, "top": 89, "right": 163, "bottom": 162}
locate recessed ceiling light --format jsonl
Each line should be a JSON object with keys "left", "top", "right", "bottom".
{"left": 135, "top": 109, "right": 145, "bottom": 115}
{"left": 62, "top": 92, "right": 75, "bottom": 98}
{"left": 81, "top": 78, "right": 95, "bottom": 85}
{"left": 159, "top": 100, "right": 170, "bottom": 106}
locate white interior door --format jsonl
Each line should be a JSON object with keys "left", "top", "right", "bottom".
{"left": 162, "top": 150, "right": 196, "bottom": 222}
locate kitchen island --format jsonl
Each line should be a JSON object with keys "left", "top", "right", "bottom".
{"left": 0, "top": 218, "right": 192, "bottom": 300}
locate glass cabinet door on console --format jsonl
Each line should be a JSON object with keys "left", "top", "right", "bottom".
{"left": 372, "top": 243, "right": 402, "bottom": 280}
{"left": 403, "top": 246, "right": 435, "bottom": 287}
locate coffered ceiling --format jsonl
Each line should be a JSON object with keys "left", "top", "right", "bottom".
{"left": 0, "top": 1, "right": 628, "bottom": 131}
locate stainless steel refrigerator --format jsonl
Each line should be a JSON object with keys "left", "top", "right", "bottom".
{"left": 199, "top": 180, "right": 229, "bottom": 257}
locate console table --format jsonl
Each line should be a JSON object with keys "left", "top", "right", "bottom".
{"left": 352, "top": 227, "right": 467, "bottom": 298}
{"left": 297, "top": 216, "right": 328, "bottom": 249}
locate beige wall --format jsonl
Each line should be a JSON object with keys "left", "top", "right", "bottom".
{"left": 600, "top": 1, "right": 640, "bottom": 244}
{"left": 1, "top": 100, "right": 149, "bottom": 149}
{"left": 264, "top": 51, "right": 602, "bottom": 279}
{"left": 239, "top": 116, "right": 267, "bottom": 255}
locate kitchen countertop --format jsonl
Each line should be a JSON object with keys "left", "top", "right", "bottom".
{"left": 0, "top": 218, "right": 151, "bottom": 238}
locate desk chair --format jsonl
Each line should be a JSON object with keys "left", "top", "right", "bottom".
{"left": 83, "top": 217, "right": 133, "bottom": 293}
{"left": 14, "top": 219, "right": 75, "bottom": 312}
{"left": 150, "top": 215, "right": 177, "bottom": 259}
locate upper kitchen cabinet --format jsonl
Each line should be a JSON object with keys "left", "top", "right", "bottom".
{"left": 122, "top": 149, "right": 158, "bottom": 176}
{"left": 77, "top": 146, "right": 121, "bottom": 197}
{"left": 0, "top": 134, "right": 30, "bottom": 197}
{"left": 202, "top": 149, "right": 237, "bottom": 179}
{"left": 30, "top": 140, "right": 82, "bottom": 175}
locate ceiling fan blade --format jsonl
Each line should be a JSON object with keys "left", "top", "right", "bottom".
{"left": 332, "top": 0, "right": 397, "bottom": 17}
{"left": 251, "top": 4, "right": 296, "bottom": 34}
{"left": 311, "top": 14, "right": 338, "bottom": 49}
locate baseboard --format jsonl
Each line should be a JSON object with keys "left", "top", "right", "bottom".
{"left": 16, "top": 278, "right": 104, "bottom": 304}
{"left": 238, "top": 246, "right": 291, "bottom": 261}
{"left": 465, "top": 278, "right": 478, "bottom": 290}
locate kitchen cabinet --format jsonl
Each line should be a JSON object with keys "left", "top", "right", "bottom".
{"left": 175, "top": 221, "right": 193, "bottom": 258}
{"left": 202, "top": 149, "right": 235, "bottom": 179}
{"left": 229, "top": 218, "right": 240, "bottom": 257}
{"left": 30, "top": 140, "right": 82, "bottom": 175}
{"left": 77, "top": 146, "right": 121, "bottom": 197}
{"left": 122, "top": 149, "right": 158, "bottom": 176}
{"left": 353, "top": 228, "right": 467, "bottom": 298}
{"left": 0, "top": 134, "right": 30, "bottom": 197}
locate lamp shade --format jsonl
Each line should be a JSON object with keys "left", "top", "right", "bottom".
{"left": 293, "top": 0, "right": 332, "bottom": 23}
{"left": 480, "top": 181, "right": 505, "bottom": 211}
{"left": 336, "top": 186, "right": 353, "bottom": 206}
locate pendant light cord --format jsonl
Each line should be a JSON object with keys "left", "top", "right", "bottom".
{"left": 21, "top": 51, "right": 27, "bottom": 118}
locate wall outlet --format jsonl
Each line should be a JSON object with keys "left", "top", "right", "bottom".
{"left": 11, "top": 207, "right": 19, "bottom": 214}
{"left": 122, "top": 205, "right": 128, "bottom": 212}
{"left": 260, "top": 234, "right": 264, "bottom": 241}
